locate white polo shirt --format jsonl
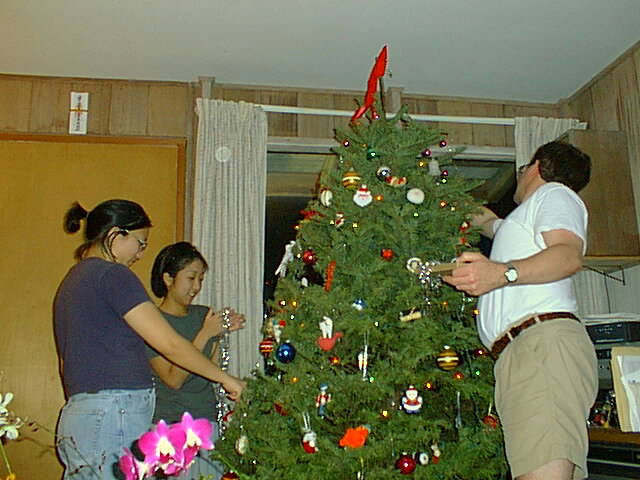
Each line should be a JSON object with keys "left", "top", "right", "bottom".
{"left": 477, "top": 182, "right": 588, "bottom": 348}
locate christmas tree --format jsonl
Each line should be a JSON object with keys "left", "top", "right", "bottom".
{"left": 215, "top": 47, "right": 507, "bottom": 480}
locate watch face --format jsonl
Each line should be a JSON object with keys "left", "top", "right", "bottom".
{"left": 505, "top": 268, "right": 518, "bottom": 282}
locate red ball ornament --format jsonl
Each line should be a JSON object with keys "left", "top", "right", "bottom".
{"left": 381, "top": 248, "right": 394, "bottom": 261}
{"left": 482, "top": 413, "right": 500, "bottom": 429}
{"left": 395, "top": 453, "right": 417, "bottom": 474}
{"left": 439, "top": 139, "right": 448, "bottom": 148}
{"left": 302, "top": 249, "right": 317, "bottom": 265}
{"left": 342, "top": 139, "right": 351, "bottom": 147}
{"left": 421, "top": 148, "right": 432, "bottom": 158}
{"left": 259, "top": 337, "right": 275, "bottom": 357}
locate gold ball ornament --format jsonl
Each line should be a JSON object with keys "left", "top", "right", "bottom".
{"left": 342, "top": 169, "right": 361, "bottom": 190}
{"left": 436, "top": 346, "right": 461, "bottom": 371}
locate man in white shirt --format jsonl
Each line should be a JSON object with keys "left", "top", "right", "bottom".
{"left": 444, "top": 141, "right": 597, "bottom": 480}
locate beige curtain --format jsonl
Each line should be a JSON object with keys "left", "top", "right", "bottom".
{"left": 573, "top": 270, "right": 611, "bottom": 315}
{"left": 514, "top": 116, "right": 587, "bottom": 168}
{"left": 193, "top": 99, "right": 267, "bottom": 378}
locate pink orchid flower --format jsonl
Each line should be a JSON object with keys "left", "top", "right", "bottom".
{"left": 138, "top": 419, "right": 187, "bottom": 475}
{"left": 175, "top": 412, "right": 214, "bottom": 467}
{"left": 118, "top": 448, "right": 150, "bottom": 480}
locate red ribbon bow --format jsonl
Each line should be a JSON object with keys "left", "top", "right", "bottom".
{"left": 351, "top": 45, "right": 388, "bottom": 122}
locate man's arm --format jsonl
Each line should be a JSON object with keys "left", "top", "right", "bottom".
{"left": 443, "top": 228, "right": 583, "bottom": 296}
{"left": 471, "top": 206, "right": 500, "bottom": 239}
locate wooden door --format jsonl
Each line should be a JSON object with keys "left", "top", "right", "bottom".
{"left": 0, "top": 134, "right": 185, "bottom": 479}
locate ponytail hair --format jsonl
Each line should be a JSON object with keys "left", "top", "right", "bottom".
{"left": 64, "top": 202, "right": 89, "bottom": 234}
{"left": 64, "top": 199, "right": 152, "bottom": 260}
{"left": 151, "top": 242, "right": 208, "bottom": 298}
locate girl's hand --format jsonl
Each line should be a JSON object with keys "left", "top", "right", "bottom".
{"left": 200, "top": 308, "right": 224, "bottom": 338}
{"left": 227, "top": 309, "right": 247, "bottom": 332}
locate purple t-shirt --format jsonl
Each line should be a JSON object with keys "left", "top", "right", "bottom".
{"left": 54, "top": 257, "right": 152, "bottom": 396}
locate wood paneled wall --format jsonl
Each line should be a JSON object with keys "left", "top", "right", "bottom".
{"left": 559, "top": 40, "right": 640, "bottom": 313}
{"left": 0, "top": 73, "right": 559, "bottom": 150}
{"left": 210, "top": 83, "right": 558, "bottom": 146}
{"left": 559, "top": 40, "right": 640, "bottom": 221}
{"left": 0, "top": 74, "right": 195, "bottom": 137}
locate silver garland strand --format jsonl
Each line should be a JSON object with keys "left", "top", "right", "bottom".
{"left": 216, "top": 308, "right": 232, "bottom": 435}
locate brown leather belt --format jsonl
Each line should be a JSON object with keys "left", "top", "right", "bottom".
{"left": 490, "top": 312, "right": 580, "bottom": 358}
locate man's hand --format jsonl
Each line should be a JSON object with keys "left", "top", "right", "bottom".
{"left": 442, "top": 251, "right": 506, "bottom": 296}
{"left": 470, "top": 206, "right": 500, "bottom": 239}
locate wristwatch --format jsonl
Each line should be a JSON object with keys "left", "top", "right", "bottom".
{"left": 504, "top": 263, "right": 519, "bottom": 284}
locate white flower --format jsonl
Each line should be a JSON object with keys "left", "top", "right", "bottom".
{"left": 0, "top": 416, "right": 23, "bottom": 440}
{"left": 0, "top": 392, "right": 23, "bottom": 440}
{"left": 0, "top": 391, "right": 13, "bottom": 415}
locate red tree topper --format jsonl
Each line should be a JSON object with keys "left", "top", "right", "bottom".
{"left": 351, "top": 45, "right": 388, "bottom": 122}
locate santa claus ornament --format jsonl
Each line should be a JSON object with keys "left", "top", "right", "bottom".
{"left": 401, "top": 385, "right": 423, "bottom": 414}
{"left": 353, "top": 184, "right": 373, "bottom": 207}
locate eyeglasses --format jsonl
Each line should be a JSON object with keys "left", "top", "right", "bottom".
{"left": 119, "top": 229, "right": 148, "bottom": 252}
{"left": 132, "top": 236, "right": 148, "bottom": 252}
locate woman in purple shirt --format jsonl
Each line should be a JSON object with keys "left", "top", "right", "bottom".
{"left": 54, "top": 199, "right": 245, "bottom": 480}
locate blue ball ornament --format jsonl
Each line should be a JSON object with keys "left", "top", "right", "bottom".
{"left": 275, "top": 342, "right": 296, "bottom": 363}
{"left": 352, "top": 299, "right": 366, "bottom": 311}
{"left": 376, "top": 165, "right": 391, "bottom": 181}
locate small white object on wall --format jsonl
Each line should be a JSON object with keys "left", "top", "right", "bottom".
{"left": 69, "top": 92, "right": 89, "bottom": 134}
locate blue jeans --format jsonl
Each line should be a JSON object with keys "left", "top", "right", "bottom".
{"left": 56, "top": 388, "right": 155, "bottom": 480}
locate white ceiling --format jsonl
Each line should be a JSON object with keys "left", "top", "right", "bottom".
{"left": 3, "top": 0, "right": 640, "bottom": 103}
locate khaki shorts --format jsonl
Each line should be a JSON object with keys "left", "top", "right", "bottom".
{"left": 494, "top": 318, "right": 598, "bottom": 479}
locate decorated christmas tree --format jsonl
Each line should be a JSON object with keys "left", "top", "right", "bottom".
{"left": 215, "top": 47, "right": 507, "bottom": 480}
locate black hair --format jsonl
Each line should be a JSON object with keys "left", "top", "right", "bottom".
{"left": 150, "top": 242, "right": 209, "bottom": 298}
{"left": 64, "top": 199, "right": 152, "bottom": 261}
{"left": 531, "top": 141, "right": 591, "bottom": 193}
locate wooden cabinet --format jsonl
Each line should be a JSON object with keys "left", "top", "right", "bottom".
{"left": 561, "top": 130, "right": 640, "bottom": 263}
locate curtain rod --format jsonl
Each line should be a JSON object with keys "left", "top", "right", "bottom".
{"left": 258, "top": 104, "right": 515, "bottom": 126}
